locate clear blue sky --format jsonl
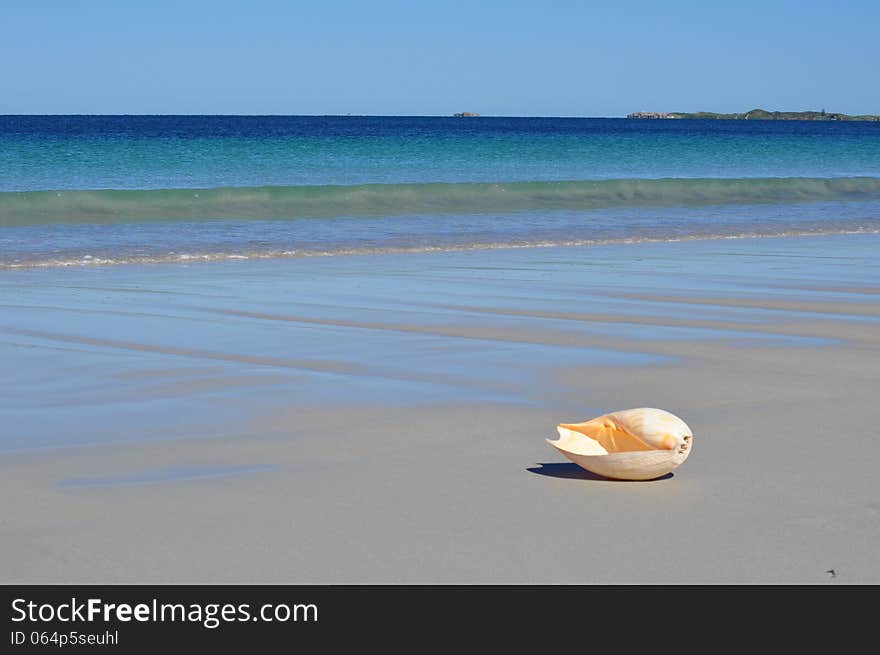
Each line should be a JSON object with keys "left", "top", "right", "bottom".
{"left": 2, "top": 0, "right": 877, "bottom": 116}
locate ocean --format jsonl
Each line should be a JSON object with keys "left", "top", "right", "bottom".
{"left": 2, "top": 115, "right": 880, "bottom": 268}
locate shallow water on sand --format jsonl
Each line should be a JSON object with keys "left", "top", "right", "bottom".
{"left": 1, "top": 233, "right": 876, "bottom": 453}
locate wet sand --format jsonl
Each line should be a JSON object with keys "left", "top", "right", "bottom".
{"left": 1, "top": 234, "right": 879, "bottom": 583}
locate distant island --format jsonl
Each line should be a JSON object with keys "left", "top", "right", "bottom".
{"left": 627, "top": 108, "right": 880, "bottom": 121}
{"left": 453, "top": 112, "right": 480, "bottom": 117}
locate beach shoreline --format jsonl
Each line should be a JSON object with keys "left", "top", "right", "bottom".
{"left": 2, "top": 233, "right": 879, "bottom": 583}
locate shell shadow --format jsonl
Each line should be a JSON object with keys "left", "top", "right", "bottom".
{"left": 527, "top": 462, "right": 674, "bottom": 482}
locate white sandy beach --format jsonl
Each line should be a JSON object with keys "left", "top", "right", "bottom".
{"left": 1, "top": 233, "right": 879, "bottom": 583}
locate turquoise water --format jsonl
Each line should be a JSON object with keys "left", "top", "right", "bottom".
{"left": 2, "top": 115, "right": 879, "bottom": 267}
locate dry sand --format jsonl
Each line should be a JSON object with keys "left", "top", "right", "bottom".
{"left": 1, "top": 234, "right": 878, "bottom": 583}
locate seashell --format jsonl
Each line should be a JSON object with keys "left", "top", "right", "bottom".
{"left": 546, "top": 407, "right": 693, "bottom": 480}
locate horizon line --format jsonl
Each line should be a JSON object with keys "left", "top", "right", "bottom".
{"left": 4, "top": 109, "right": 875, "bottom": 119}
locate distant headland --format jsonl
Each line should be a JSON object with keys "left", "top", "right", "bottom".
{"left": 627, "top": 108, "right": 880, "bottom": 121}
{"left": 453, "top": 112, "right": 480, "bottom": 117}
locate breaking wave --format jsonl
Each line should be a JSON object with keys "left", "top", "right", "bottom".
{"left": 4, "top": 177, "right": 880, "bottom": 226}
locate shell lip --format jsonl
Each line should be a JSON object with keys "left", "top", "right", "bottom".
{"left": 549, "top": 440, "right": 678, "bottom": 459}
{"left": 548, "top": 432, "right": 676, "bottom": 457}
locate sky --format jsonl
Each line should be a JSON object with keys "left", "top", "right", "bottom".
{"left": 2, "top": 0, "right": 878, "bottom": 116}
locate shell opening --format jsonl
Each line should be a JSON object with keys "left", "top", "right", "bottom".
{"left": 548, "top": 426, "right": 609, "bottom": 456}
{"left": 557, "top": 418, "right": 655, "bottom": 453}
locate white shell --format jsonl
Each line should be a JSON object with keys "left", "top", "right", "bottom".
{"left": 547, "top": 407, "right": 693, "bottom": 481}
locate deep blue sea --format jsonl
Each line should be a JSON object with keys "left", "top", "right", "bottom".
{"left": 2, "top": 115, "right": 880, "bottom": 268}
